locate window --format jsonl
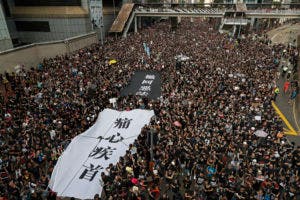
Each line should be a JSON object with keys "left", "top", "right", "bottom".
{"left": 15, "top": 21, "right": 50, "bottom": 32}
{"left": 2, "top": 0, "right": 11, "bottom": 17}
{"left": 103, "top": 0, "right": 122, "bottom": 7}
{"left": 15, "top": 0, "right": 81, "bottom": 6}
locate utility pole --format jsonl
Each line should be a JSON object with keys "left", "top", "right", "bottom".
{"left": 113, "top": 0, "right": 116, "bottom": 18}
{"left": 113, "top": 0, "right": 117, "bottom": 38}
{"left": 150, "top": 129, "right": 154, "bottom": 161}
{"left": 100, "top": 20, "right": 104, "bottom": 45}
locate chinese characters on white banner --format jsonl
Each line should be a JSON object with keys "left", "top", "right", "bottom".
{"left": 49, "top": 109, "right": 154, "bottom": 199}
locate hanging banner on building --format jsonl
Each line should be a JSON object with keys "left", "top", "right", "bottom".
{"left": 143, "top": 43, "right": 151, "bottom": 57}
{"left": 120, "top": 71, "right": 161, "bottom": 99}
{"left": 49, "top": 109, "right": 154, "bottom": 199}
{"left": 90, "top": 0, "right": 103, "bottom": 28}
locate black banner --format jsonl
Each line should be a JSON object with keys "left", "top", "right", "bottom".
{"left": 120, "top": 71, "right": 161, "bottom": 100}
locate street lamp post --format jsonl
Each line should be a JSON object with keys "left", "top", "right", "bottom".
{"left": 113, "top": 0, "right": 117, "bottom": 38}
{"left": 113, "top": 0, "right": 116, "bottom": 18}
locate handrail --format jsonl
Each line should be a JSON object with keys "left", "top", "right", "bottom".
{"left": 133, "top": 3, "right": 300, "bottom": 7}
{"left": 134, "top": 7, "right": 300, "bottom": 15}
{"left": 246, "top": 9, "right": 300, "bottom": 14}
{"left": 123, "top": 11, "right": 136, "bottom": 38}
{"left": 0, "top": 32, "right": 97, "bottom": 55}
{"left": 223, "top": 18, "right": 248, "bottom": 24}
{"left": 133, "top": 3, "right": 300, "bottom": 6}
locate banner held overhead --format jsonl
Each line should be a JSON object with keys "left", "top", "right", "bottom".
{"left": 49, "top": 109, "right": 154, "bottom": 199}
{"left": 120, "top": 70, "right": 161, "bottom": 100}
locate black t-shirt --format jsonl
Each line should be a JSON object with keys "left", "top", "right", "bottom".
{"left": 173, "top": 192, "right": 184, "bottom": 200}
{"left": 253, "top": 181, "right": 260, "bottom": 191}
{"left": 226, "top": 190, "right": 235, "bottom": 199}
{"left": 172, "top": 183, "right": 180, "bottom": 193}
{"left": 101, "top": 175, "right": 111, "bottom": 184}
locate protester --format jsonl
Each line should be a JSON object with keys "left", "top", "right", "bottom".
{"left": 283, "top": 80, "right": 290, "bottom": 94}
{"left": 0, "top": 18, "right": 299, "bottom": 200}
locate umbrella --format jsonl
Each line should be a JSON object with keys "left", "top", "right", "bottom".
{"left": 14, "top": 65, "right": 21, "bottom": 73}
{"left": 126, "top": 167, "right": 133, "bottom": 174}
{"left": 173, "top": 121, "right": 182, "bottom": 127}
{"left": 131, "top": 178, "right": 139, "bottom": 185}
{"left": 254, "top": 130, "right": 268, "bottom": 137}
{"left": 109, "top": 59, "right": 117, "bottom": 65}
{"left": 276, "top": 132, "right": 284, "bottom": 138}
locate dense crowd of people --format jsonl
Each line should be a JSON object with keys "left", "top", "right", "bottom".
{"left": 0, "top": 19, "right": 299, "bottom": 200}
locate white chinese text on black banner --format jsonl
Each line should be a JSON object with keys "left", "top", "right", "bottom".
{"left": 120, "top": 71, "right": 161, "bottom": 99}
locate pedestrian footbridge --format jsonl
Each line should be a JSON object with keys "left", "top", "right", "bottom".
{"left": 109, "top": 3, "right": 135, "bottom": 33}
{"left": 108, "top": 3, "right": 300, "bottom": 37}
{"left": 132, "top": 4, "right": 300, "bottom": 19}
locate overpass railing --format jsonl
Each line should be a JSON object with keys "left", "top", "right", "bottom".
{"left": 223, "top": 18, "right": 248, "bottom": 25}
{"left": 134, "top": 7, "right": 300, "bottom": 16}
{"left": 135, "top": 7, "right": 224, "bottom": 14}
{"left": 133, "top": 2, "right": 300, "bottom": 10}
{"left": 246, "top": 9, "right": 300, "bottom": 15}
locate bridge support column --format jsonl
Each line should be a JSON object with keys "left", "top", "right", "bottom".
{"left": 171, "top": 17, "right": 178, "bottom": 30}
{"left": 250, "top": 17, "right": 255, "bottom": 30}
{"left": 134, "top": 16, "right": 138, "bottom": 33}
{"left": 178, "top": 17, "right": 181, "bottom": 23}
{"left": 255, "top": 19, "right": 260, "bottom": 32}
{"left": 267, "top": 18, "right": 271, "bottom": 28}
{"left": 138, "top": 17, "right": 142, "bottom": 29}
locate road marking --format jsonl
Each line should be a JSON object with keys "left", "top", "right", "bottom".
{"left": 271, "top": 101, "right": 298, "bottom": 136}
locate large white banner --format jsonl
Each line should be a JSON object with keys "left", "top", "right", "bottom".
{"left": 49, "top": 109, "right": 154, "bottom": 199}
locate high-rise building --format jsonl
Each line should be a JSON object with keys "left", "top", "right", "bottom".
{"left": 0, "top": 1, "right": 13, "bottom": 51}
{"left": 1, "top": 0, "right": 93, "bottom": 47}
{"left": 0, "top": 0, "right": 128, "bottom": 51}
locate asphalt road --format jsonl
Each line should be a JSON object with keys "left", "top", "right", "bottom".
{"left": 274, "top": 58, "right": 300, "bottom": 146}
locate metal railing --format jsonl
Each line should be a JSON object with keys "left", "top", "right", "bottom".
{"left": 134, "top": 6, "right": 300, "bottom": 16}
{"left": 134, "top": 5, "right": 300, "bottom": 18}
{"left": 246, "top": 9, "right": 300, "bottom": 14}
{"left": 223, "top": 18, "right": 248, "bottom": 24}
{"left": 135, "top": 7, "right": 223, "bottom": 13}
{"left": 132, "top": 2, "right": 300, "bottom": 10}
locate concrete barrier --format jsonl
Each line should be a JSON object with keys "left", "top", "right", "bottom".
{"left": 0, "top": 32, "right": 99, "bottom": 74}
